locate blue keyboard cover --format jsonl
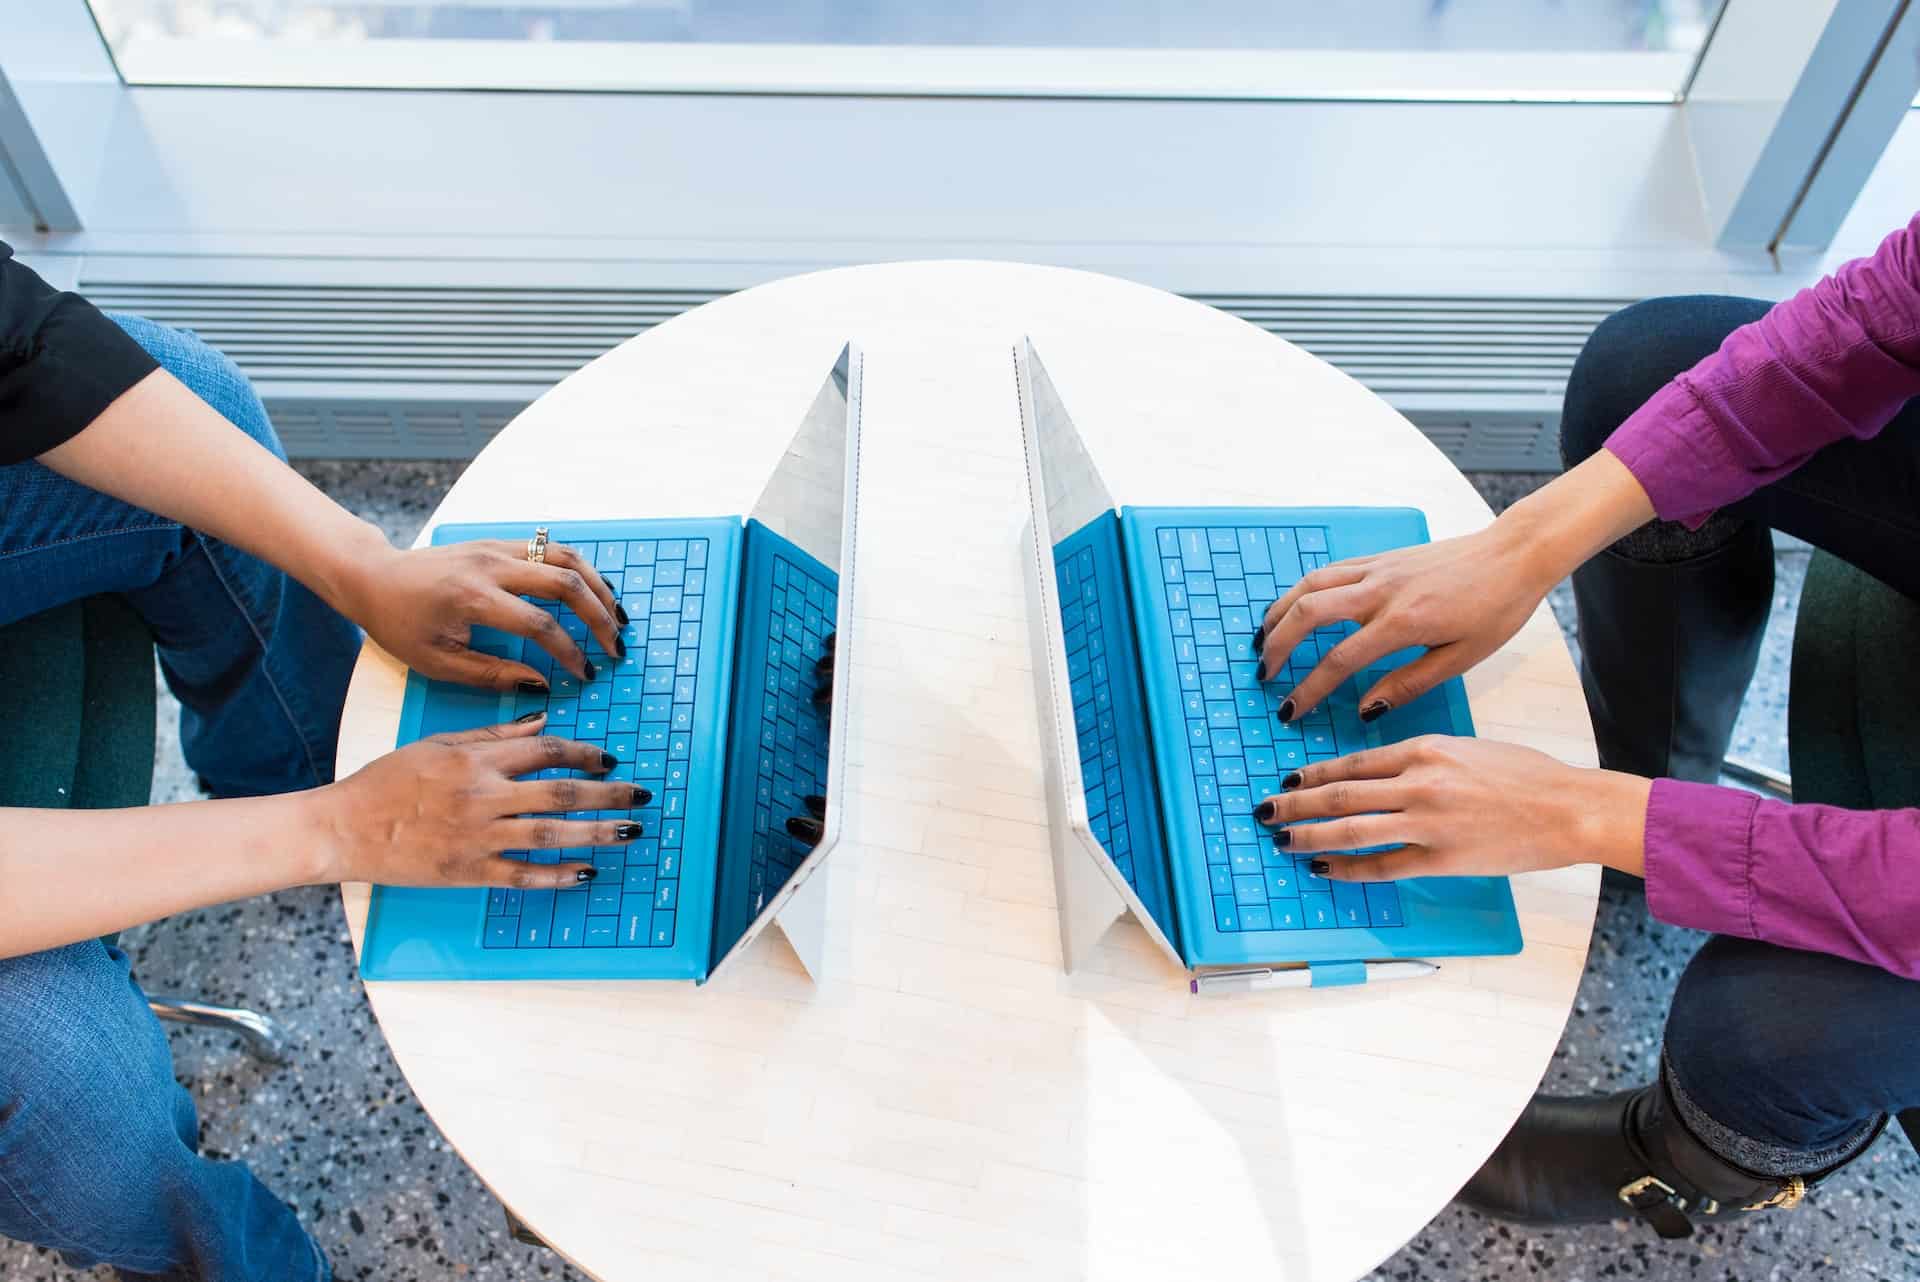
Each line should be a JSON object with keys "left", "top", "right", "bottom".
{"left": 711, "top": 521, "right": 838, "bottom": 966}
{"left": 1118, "top": 507, "right": 1523, "bottom": 968}
{"left": 1052, "top": 516, "right": 1179, "bottom": 945}
{"left": 360, "top": 517, "right": 743, "bottom": 981}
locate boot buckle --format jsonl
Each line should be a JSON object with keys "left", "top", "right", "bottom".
{"left": 1618, "top": 1175, "right": 1696, "bottom": 1239}
{"left": 1743, "top": 1176, "right": 1806, "bottom": 1212}
{"left": 1617, "top": 1174, "right": 1677, "bottom": 1207}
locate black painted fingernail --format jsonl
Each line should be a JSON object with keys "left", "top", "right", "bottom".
{"left": 815, "top": 653, "right": 835, "bottom": 676}
{"left": 1281, "top": 770, "right": 1302, "bottom": 790}
{"left": 812, "top": 681, "right": 833, "bottom": 706}
{"left": 1277, "top": 697, "right": 1296, "bottom": 723}
{"left": 517, "top": 679, "right": 549, "bottom": 694}
{"left": 1256, "top": 659, "right": 1272, "bottom": 683}
{"left": 615, "top": 822, "right": 642, "bottom": 840}
{"left": 787, "top": 815, "right": 824, "bottom": 845}
{"left": 1310, "top": 858, "right": 1330, "bottom": 875}
{"left": 583, "top": 659, "right": 598, "bottom": 681}
{"left": 1253, "top": 799, "right": 1276, "bottom": 823}
{"left": 823, "top": 632, "right": 836, "bottom": 654}
{"left": 575, "top": 868, "right": 597, "bottom": 883}
{"left": 631, "top": 786, "right": 653, "bottom": 806}
{"left": 804, "top": 794, "right": 827, "bottom": 819}
{"left": 615, "top": 603, "right": 630, "bottom": 626}
{"left": 598, "top": 751, "right": 617, "bottom": 772}
{"left": 614, "top": 636, "right": 627, "bottom": 659}
{"left": 1253, "top": 626, "right": 1266, "bottom": 651}
{"left": 514, "top": 710, "right": 545, "bottom": 724}
{"left": 1360, "top": 699, "right": 1391, "bottom": 723}
{"left": 1274, "top": 829, "right": 1293, "bottom": 848}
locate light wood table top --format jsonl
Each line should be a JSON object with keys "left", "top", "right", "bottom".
{"left": 337, "top": 261, "right": 1600, "bottom": 1282}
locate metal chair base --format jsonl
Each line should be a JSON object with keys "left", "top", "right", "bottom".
{"left": 148, "top": 996, "right": 288, "bottom": 1066}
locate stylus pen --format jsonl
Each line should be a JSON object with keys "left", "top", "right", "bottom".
{"left": 1190, "top": 960, "right": 1439, "bottom": 996}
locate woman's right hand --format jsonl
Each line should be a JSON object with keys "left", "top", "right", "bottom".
{"left": 311, "top": 714, "right": 650, "bottom": 890}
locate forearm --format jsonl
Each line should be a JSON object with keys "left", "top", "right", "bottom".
{"left": 37, "top": 368, "right": 390, "bottom": 613}
{"left": 0, "top": 793, "right": 339, "bottom": 958}
{"left": 1489, "top": 448, "right": 1656, "bottom": 587}
{"left": 1644, "top": 782, "right": 1920, "bottom": 980}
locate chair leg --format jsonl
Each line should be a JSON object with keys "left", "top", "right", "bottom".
{"left": 147, "top": 995, "right": 288, "bottom": 1066}
{"left": 504, "top": 1206, "right": 549, "bottom": 1248}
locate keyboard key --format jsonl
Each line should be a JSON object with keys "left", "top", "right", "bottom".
{"left": 1332, "top": 880, "right": 1369, "bottom": 927}
{"left": 484, "top": 919, "right": 516, "bottom": 948}
{"left": 1366, "top": 882, "right": 1404, "bottom": 928}
{"left": 1213, "top": 896, "right": 1240, "bottom": 932}
{"left": 585, "top": 916, "right": 618, "bottom": 947}
{"left": 619, "top": 895, "right": 651, "bottom": 946}
{"left": 519, "top": 890, "right": 555, "bottom": 946}
{"left": 1298, "top": 526, "right": 1328, "bottom": 554}
{"left": 651, "top": 911, "right": 676, "bottom": 947}
{"left": 1240, "top": 904, "right": 1272, "bottom": 931}
{"left": 1269, "top": 901, "right": 1303, "bottom": 929}
{"left": 1210, "top": 865, "right": 1233, "bottom": 896}
{"left": 1234, "top": 875, "right": 1266, "bottom": 906}
{"left": 551, "top": 891, "right": 588, "bottom": 947}
{"left": 1303, "top": 893, "right": 1337, "bottom": 928}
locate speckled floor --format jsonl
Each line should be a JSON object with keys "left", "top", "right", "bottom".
{"left": 3, "top": 463, "right": 1913, "bottom": 1282}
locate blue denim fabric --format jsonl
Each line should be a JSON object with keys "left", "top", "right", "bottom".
{"left": 0, "top": 943, "right": 330, "bottom": 1281}
{"left": 0, "top": 313, "right": 361, "bottom": 797}
{"left": 0, "top": 316, "right": 345, "bottom": 1279}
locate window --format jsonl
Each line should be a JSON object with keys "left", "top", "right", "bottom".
{"left": 86, "top": 1, "right": 1725, "bottom": 101}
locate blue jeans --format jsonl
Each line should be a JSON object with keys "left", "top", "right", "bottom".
{"left": 0, "top": 316, "right": 350, "bottom": 1279}
{"left": 1563, "top": 296, "right": 1920, "bottom": 1172}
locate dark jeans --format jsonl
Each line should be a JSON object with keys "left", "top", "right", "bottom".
{"left": 0, "top": 317, "right": 348, "bottom": 1280}
{"left": 1562, "top": 296, "right": 1920, "bottom": 1167}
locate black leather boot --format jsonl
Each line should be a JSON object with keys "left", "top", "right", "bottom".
{"left": 1459, "top": 1071, "right": 1879, "bottom": 1238}
{"left": 1571, "top": 525, "right": 1775, "bottom": 785}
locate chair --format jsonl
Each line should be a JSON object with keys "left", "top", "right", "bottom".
{"left": 1787, "top": 551, "right": 1920, "bottom": 1152}
{"left": 0, "top": 595, "right": 285, "bottom": 1064}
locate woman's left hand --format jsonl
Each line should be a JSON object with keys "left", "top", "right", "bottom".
{"left": 1253, "top": 736, "right": 1651, "bottom": 880}
{"left": 336, "top": 537, "right": 625, "bottom": 689}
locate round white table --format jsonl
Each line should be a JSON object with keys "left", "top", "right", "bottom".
{"left": 338, "top": 262, "right": 1601, "bottom": 1282}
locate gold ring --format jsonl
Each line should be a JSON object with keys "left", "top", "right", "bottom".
{"left": 526, "top": 527, "right": 549, "bottom": 564}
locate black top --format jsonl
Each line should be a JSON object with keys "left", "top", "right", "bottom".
{"left": 0, "top": 240, "right": 159, "bottom": 466}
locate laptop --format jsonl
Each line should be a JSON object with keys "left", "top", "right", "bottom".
{"left": 1014, "top": 338, "right": 1521, "bottom": 986}
{"left": 360, "top": 344, "right": 864, "bottom": 983}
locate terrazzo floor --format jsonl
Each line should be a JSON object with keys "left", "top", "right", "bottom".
{"left": 3, "top": 462, "right": 1913, "bottom": 1282}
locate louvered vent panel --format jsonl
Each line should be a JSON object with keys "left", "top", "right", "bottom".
{"left": 81, "top": 280, "right": 1629, "bottom": 467}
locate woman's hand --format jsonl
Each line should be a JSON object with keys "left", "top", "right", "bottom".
{"left": 1253, "top": 736, "right": 1651, "bottom": 880}
{"left": 336, "top": 534, "right": 626, "bottom": 689}
{"left": 1254, "top": 521, "right": 1557, "bottom": 721}
{"left": 1254, "top": 450, "right": 1658, "bottom": 723}
{"left": 311, "top": 715, "right": 651, "bottom": 889}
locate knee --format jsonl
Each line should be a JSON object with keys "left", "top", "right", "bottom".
{"left": 0, "top": 945, "right": 200, "bottom": 1260}
{"left": 1560, "top": 297, "right": 1699, "bottom": 468}
{"left": 105, "top": 313, "right": 286, "bottom": 462}
{"left": 0, "top": 943, "right": 190, "bottom": 1146}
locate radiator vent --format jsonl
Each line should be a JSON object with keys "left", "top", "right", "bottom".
{"left": 81, "top": 280, "right": 1625, "bottom": 468}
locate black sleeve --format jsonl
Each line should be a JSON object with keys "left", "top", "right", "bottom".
{"left": 0, "top": 240, "right": 160, "bottom": 465}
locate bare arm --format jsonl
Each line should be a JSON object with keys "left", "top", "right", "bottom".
{"left": 0, "top": 718, "right": 652, "bottom": 960}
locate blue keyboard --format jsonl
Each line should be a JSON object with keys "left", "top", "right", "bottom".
{"left": 713, "top": 522, "right": 838, "bottom": 954}
{"left": 1043, "top": 505, "right": 1521, "bottom": 973}
{"left": 1053, "top": 517, "right": 1177, "bottom": 941}
{"left": 1121, "top": 513, "right": 1406, "bottom": 943}
{"left": 482, "top": 531, "right": 728, "bottom": 952}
